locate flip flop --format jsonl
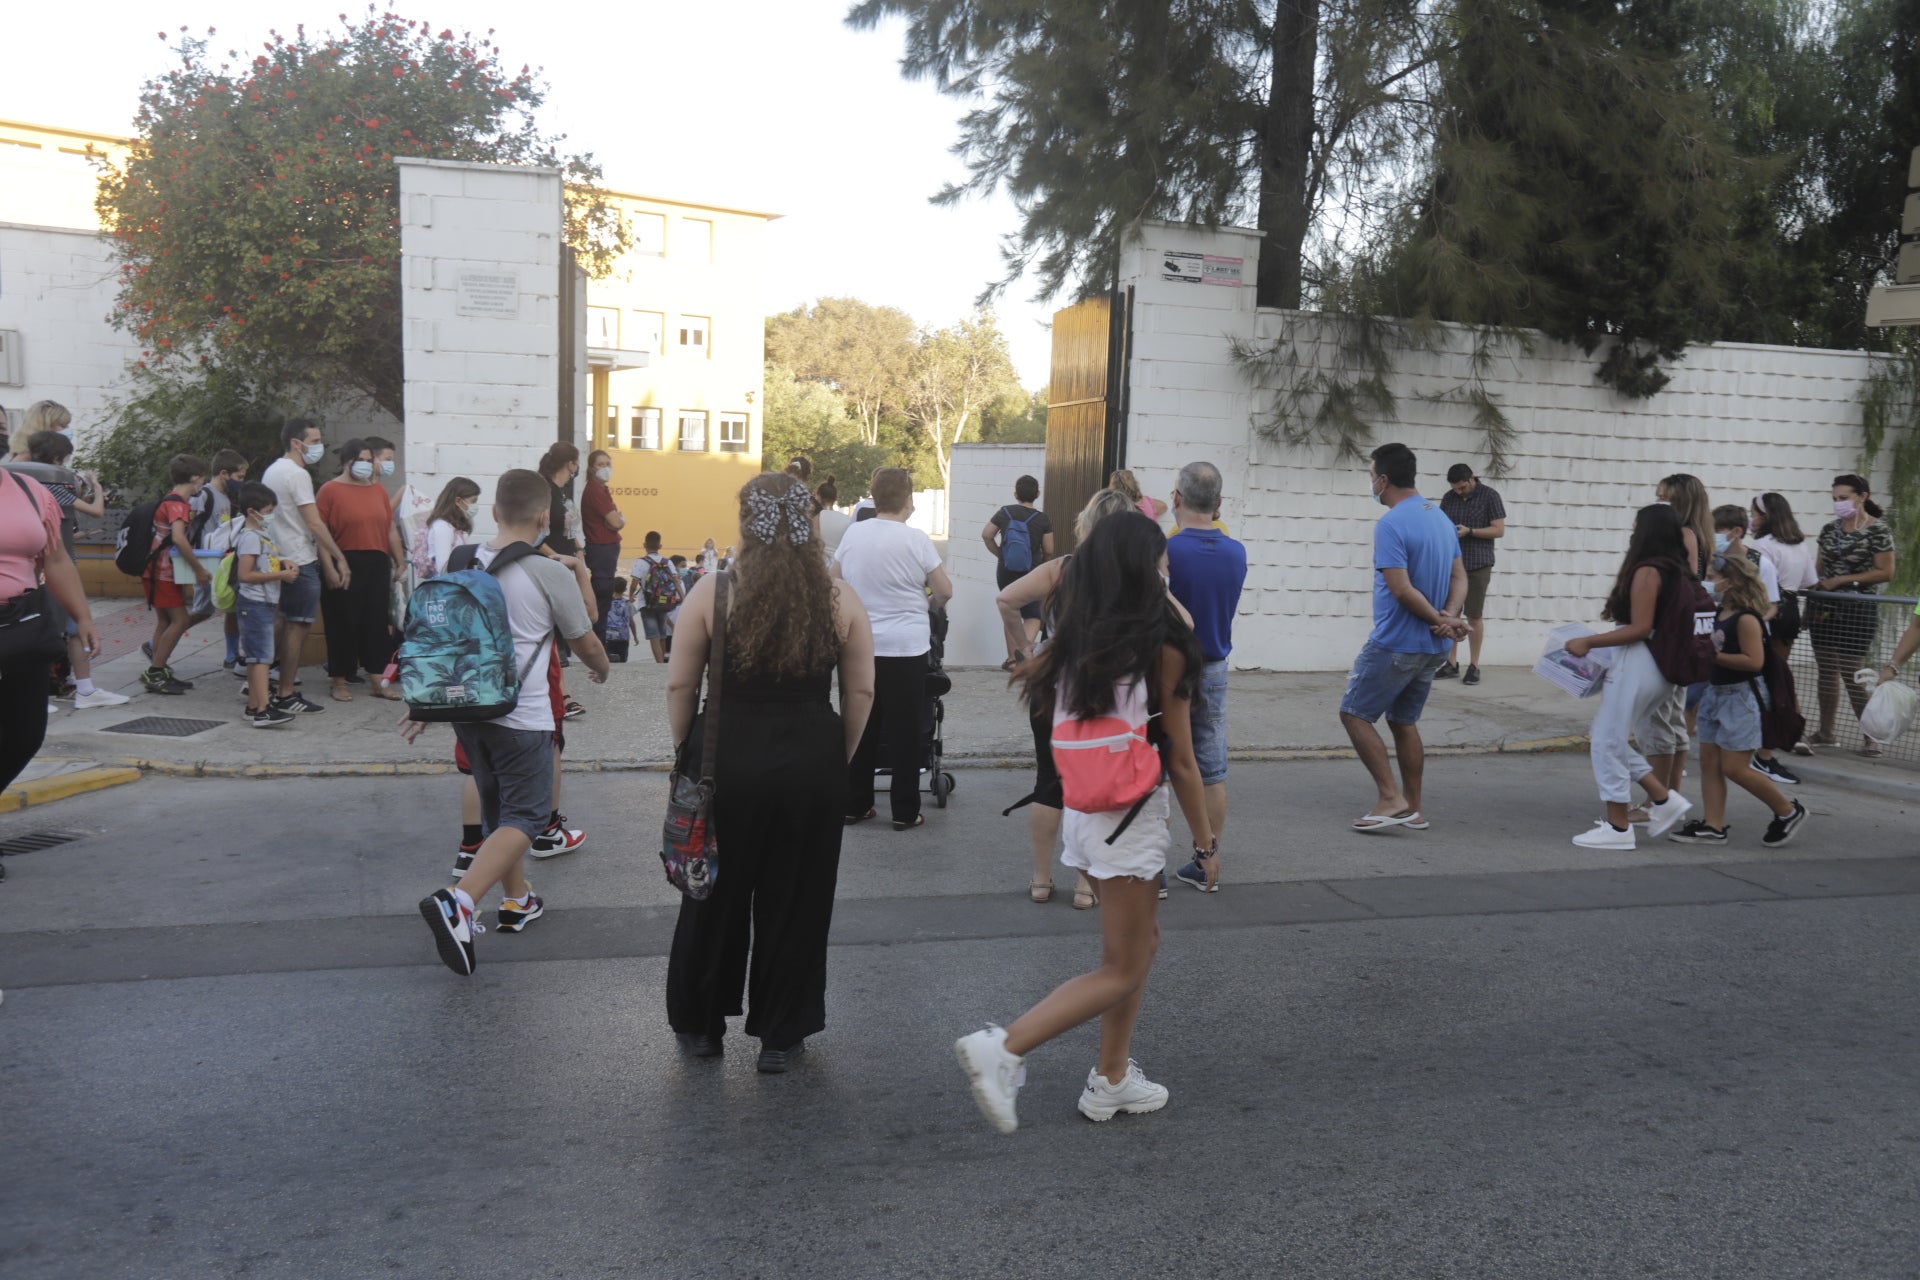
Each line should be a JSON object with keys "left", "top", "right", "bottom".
{"left": 1404, "top": 813, "right": 1430, "bottom": 831}
{"left": 329, "top": 684, "right": 353, "bottom": 703}
{"left": 1351, "top": 809, "right": 1419, "bottom": 833}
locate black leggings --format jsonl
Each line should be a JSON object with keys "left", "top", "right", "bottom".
{"left": 321, "top": 550, "right": 396, "bottom": 678}
{"left": 845, "top": 653, "right": 928, "bottom": 823}
{"left": 1, "top": 657, "right": 51, "bottom": 794}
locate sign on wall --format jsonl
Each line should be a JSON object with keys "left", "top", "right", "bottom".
{"left": 457, "top": 270, "right": 520, "bottom": 318}
{"left": 1160, "top": 251, "right": 1244, "bottom": 287}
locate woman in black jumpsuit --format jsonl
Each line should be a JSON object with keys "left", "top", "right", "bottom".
{"left": 665, "top": 472, "right": 875, "bottom": 1072}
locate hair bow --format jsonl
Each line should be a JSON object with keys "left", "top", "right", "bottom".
{"left": 744, "top": 485, "right": 815, "bottom": 547}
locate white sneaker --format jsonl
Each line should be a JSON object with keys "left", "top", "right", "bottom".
{"left": 72, "top": 688, "right": 132, "bottom": 709}
{"left": 1644, "top": 792, "right": 1693, "bottom": 839}
{"left": 1572, "top": 821, "right": 1636, "bottom": 850}
{"left": 955, "top": 1025, "right": 1026, "bottom": 1134}
{"left": 1077, "top": 1060, "right": 1170, "bottom": 1122}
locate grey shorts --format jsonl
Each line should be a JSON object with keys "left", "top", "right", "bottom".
{"left": 1190, "top": 659, "right": 1229, "bottom": 785}
{"left": 1642, "top": 684, "right": 1689, "bottom": 754}
{"left": 452, "top": 721, "right": 555, "bottom": 840}
{"left": 641, "top": 607, "right": 671, "bottom": 639}
{"left": 1696, "top": 682, "right": 1766, "bottom": 753}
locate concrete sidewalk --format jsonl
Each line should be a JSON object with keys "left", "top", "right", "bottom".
{"left": 34, "top": 599, "right": 1920, "bottom": 802}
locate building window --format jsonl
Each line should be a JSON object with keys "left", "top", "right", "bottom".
{"left": 718, "top": 413, "right": 750, "bottom": 454}
{"left": 603, "top": 402, "right": 619, "bottom": 448}
{"left": 587, "top": 306, "right": 619, "bottom": 348}
{"left": 677, "top": 410, "right": 708, "bottom": 452}
{"left": 631, "top": 310, "right": 664, "bottom": 353}
{"left": 677, "top": 315, "right": 709, "bottom": 354}
{"left": 631, "top": 212, "right": 666, "bottom": 256}
{"left": 630, "top": 408, "right": 662, "bottom": 451}
{"left": 680, "top": 218, "right": 713, "bottom": 263}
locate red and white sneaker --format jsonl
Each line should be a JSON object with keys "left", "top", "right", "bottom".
{"left": 529, "top": 815, "right": 586, "bottom": 860}
{"left": 451, "top": 841, "right": 482, "bottom": 879}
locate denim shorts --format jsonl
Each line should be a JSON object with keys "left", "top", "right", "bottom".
{"left": 452, "top": 721, "right": 556, "bottom": 839}
{"left": 278, "top": 560, "right": 321, "bottom": 625}
{"left": 236, "top": 597, "right": 277, "bottom": 665}
{"left": 1340, "top": 640, "right": 1447, "bottom": 725}
{"left": 1190, "top": 658, "right": 1229, "bottom": 785}
{"left": 1695, "top": 682, "right": 1766, "bottom": 753}
{"left": 640, "top": 606, "right": 670, "bottom": 639}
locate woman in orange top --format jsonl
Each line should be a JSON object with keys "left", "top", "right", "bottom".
{"left": 316, "top": 438, "right": 406, "bottom": 701}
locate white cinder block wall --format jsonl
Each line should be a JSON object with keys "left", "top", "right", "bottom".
{"left": 1116, "top": 222, "right": 1884, "bottom": 671}
{"left": 399, "top": 158, "right": 566, "bottom": 536}
{"left": 944, "top": 444, "right": 1048, "bottom": 666}
{"left": 0, "top": 222, "right": 143, "bottom": 446}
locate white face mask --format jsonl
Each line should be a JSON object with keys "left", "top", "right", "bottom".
{"left": 378, "top": 459, "right": 395, "bottom": 477}
{"left": 594, "top": 466, "right": 612, "bottom": 483}
{"left": 302, "top": 442, "right": 325, "bottom": 465}
{"left": 349, "top": 460, "right": 375, "bottom": 480}
{"left": 1368, "top": 473, "right": 1389, "bottom": 507}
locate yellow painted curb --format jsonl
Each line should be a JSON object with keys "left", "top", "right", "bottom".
{"left": 0, "top": 766, "right": 143, "bottom": 813}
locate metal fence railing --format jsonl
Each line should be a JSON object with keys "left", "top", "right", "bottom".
{"left": 1786, "top": 590, "right": 1920, "bottom": 766}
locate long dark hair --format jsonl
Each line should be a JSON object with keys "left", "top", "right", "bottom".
{"left": 428, "top": 476, "right": 482, "bottom": 534}
{"left": 1020, "top": 512, "right": 1201, "bottom": 718}
{"left": 1749, "top": 492, "right": 1803, "bottom": 545}
{"left": 1604, "top": 504, "right": 1688, "bottom": 623}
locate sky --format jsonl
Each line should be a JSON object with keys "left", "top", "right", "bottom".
{"left": 0, "top": 0, "right": 1061, "bottom": 385}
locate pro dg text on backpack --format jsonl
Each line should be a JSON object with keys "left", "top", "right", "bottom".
{"left": 1051, "top": 677, "right": 1164, "bottom": 845}
{"left": 397, "top": 542, "right": 546, "bottom": 722}
{"left": 999, "top": 506, "right": 1037, "bottom": 573}
{"left": 1639, "top": 560, "right": 1718, "bottom": 687}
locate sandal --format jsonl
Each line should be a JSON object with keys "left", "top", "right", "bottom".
{"left": 1028, "top": 880, "right": 1055, "bottom": 904}
{"left": 329, "top": 682, "right": 353, "bottom": 703}
{"left": 1351, "top": 808, "right": 1418, "bottom": 833}
{"left": 843, "top": 808, "right": 878, "bottom": 826}
{"left": 1805, "top": 731, "right": 1838, "bottom": 747}
{"left": 370, "top": 681, "right": 402, "bottom": 701}
{"left": 1072, "top": 876, "right": 1100, "bottom": 910}
{"left": 892, "top": 814, "right": 927, "bottom": 831}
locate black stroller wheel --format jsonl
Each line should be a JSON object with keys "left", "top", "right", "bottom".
{"left": 931, "top": 769, "right": 950, "bottom": 808}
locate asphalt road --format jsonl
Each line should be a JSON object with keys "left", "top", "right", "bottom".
{"left": 2, "top": 757, "right": 1916, "bottom": 1279}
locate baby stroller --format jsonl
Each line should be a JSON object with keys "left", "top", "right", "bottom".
{"left": 872, "top": 607, "right": 957, "bottom": 808}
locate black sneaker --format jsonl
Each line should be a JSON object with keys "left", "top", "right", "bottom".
{"left": 273, "top": 693, "right": 325, "bottom": 714}
{"left": 1752, "top": 756, "right": 1800, "bottom": 785}
{"left": 495, "top": 890, "right": 544, "bottom": 934}
{"left": 246, "top": 704, "right": 295, "bottom": 728}
{"left": 451, "top": 841, "right": 481, "bottom": 879}
{"left": 1763, "top": 800, "right": 1808, "bottom": 847}
{"left": 1156, "top": 871, "right": 1168, "bottom": 900}
{"left": 1668, "top": 819, "right": 1728, "bottom": 844}
{"left": 141, "top": 667, "right": 191, "bottom": 695}
{"left": 1434, "top": 661, "right": 1461, "bottom": 680}
{"left": 1462, "top": 665, "right": 1481, "bottom": 686}
{"left": 1173, "top": 860, "right": 1216, "bottom": 893}
{"left": 418, "top": 888, "right": 479, "bottom": 975}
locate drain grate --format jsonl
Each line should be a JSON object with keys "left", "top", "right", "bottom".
{"left": 0, "top": 829, "right": 89, "bottom": 857}
{"left": 101, "top": 715, "right": 228, "bottom": 738}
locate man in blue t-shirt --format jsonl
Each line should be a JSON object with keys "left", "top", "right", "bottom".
{"left": 1164, "top": 460, "right": 1247, "bottom": 892}
{"left": 1339, "top": 442, "right": 1467, "bottom": 834}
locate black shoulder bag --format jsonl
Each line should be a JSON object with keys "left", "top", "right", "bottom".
{"left": 660, "top": 571, "right": 729, "bottom": 899}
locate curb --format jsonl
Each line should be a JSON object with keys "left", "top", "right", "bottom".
{"left": 1773, "top": 754, "right": 1920, "bottom": 806}
{"left": 69, "top": 733, "right": 1595, "bottom": 782}
{"left": 0, "top": 766, "right": 143, "bottom": 813}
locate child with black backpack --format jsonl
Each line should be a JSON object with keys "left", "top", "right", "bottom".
{"left": 1667, "top": 555, "right": 1808, "bottom": 847}
{"left": 139, "top": 455, "right": 210, "bottom": 695}
{"left": 403, "top": 469, "right": 609, "bottom": 976}
{"left": 1562, "top": 505, "right": 1703, "bottom": 849}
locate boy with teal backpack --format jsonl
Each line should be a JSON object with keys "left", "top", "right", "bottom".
{"left": 401, "top": 469, "right": 610, "bottom": 975}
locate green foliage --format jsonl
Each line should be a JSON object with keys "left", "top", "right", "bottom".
{"left": 761, "top": 366, "right": 894, "bottom": 501}
{"left": 87, "top": 363, "right": 294, "bottom": 501}
{"left": 1859, "top": 337, "right": 1920, "bottom": 594}
{"left": 978, "top": 388, "right": 1048, "bottom": 443}
{"left": 96, "top": 9, "right": 627, "bottom": 420}
{"left": 766, "top": 298, "right": 917, "bottom": 444}
{"left": 905, "top": 312, "right": 1027, "bottom": 488}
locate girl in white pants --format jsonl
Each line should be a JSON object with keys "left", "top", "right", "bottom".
{"left": 1564, "top": 505, "right": 1694, "bottom": 848}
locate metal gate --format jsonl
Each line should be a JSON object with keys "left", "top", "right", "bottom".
{"left": 1044, "top": 288, "right": 1131, "bottom": 551}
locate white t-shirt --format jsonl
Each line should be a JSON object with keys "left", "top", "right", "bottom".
{"left": 470, "top": 544, "right": 593, "bottom": 733}
{"left": 818, "top": 507, "right": 853, "bottom": 555}
{"left": 427, "top": 519, "right": 470, "bottom": 575}
{"left": 1754, "top": 534, "right": 1818, "bottom": 593}
{"left": 261, "top": 457, "right": 318, "bottom": 565}
{"left": 834, "top": 516, "right": 942, "bottom": 657}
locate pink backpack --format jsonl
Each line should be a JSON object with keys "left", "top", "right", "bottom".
{"left": 1051, "top": 677, "right": 1164, "bottom": 842}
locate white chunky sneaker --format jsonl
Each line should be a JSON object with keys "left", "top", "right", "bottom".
{"left": 1077, "top": 1059, "right": 1170, "bottom": 1122}
{"left": 955, "top": 1025, "right": 1026, "bottom": 1134}
{"left": 1644, "top": 792, "right": 1693, "bottom": 839}
{"left": 1571, "top": 820, "right": 1636, "bottom": 850}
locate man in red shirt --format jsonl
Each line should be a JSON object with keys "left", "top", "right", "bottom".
{"left": 142, "top": 454, "right": 209, "bottom": 695}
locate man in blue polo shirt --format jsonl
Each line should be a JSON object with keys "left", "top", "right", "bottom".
{"left": 1340, "top": 442, "right": 1467, "bottom": 834}
{"left": 1165, "top": 460, "right": 1247, "bottom": 892}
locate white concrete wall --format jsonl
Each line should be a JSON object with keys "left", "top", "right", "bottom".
{"left": 399, "top": 158, "right": 565, "bottom": 534}
{"left": 0, "top": 222, "right": 141, "bottom": 447}
{"left": 1115, "top": 221, "right": 1884, "bottom": 671}
{"left": 944, "top": 443, "right": 1049, "bottom": 666}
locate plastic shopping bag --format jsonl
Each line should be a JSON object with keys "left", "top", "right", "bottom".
{"left": 1855, "top": 670, "right": 1919, "bottom": 745}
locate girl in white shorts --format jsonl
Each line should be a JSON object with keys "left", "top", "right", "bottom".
{"left": 955, "top": 510, "right": 1217, "bottom": 1134}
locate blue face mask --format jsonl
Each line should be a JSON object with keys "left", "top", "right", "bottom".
{"left": 1713, "top": 532, "right": 1730, "bottom": 556}
{"left": 303, "top": 442, "right": 325, "bottom": 465}
{"left": 378, "top": 460, "right": 395, "bottom": 477}
{"left": 349, "top": 460, "right": 375, "bottom": 481}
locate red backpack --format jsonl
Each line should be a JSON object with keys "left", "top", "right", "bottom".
{"left": 1639, "top": 560, "right": 1717, "bottom": 687}
{"left": 1051, "top": 677, "right": 1164, "bottom": 844}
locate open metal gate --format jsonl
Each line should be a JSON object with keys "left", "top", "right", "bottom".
{"left": 1043, "top": 288, "right": 1131, "bottom": 551}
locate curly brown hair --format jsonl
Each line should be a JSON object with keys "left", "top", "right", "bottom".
{"left": 727, "top": 472, "right": 842, "bottom": 680}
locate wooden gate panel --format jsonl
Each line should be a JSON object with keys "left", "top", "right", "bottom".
{"left": 1044, "top": 291, "right": 1129, "bottom": 551}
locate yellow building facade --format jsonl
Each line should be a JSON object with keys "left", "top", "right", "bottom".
{"left": 586, "top": 192, "right": 777, "bottom": 559}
